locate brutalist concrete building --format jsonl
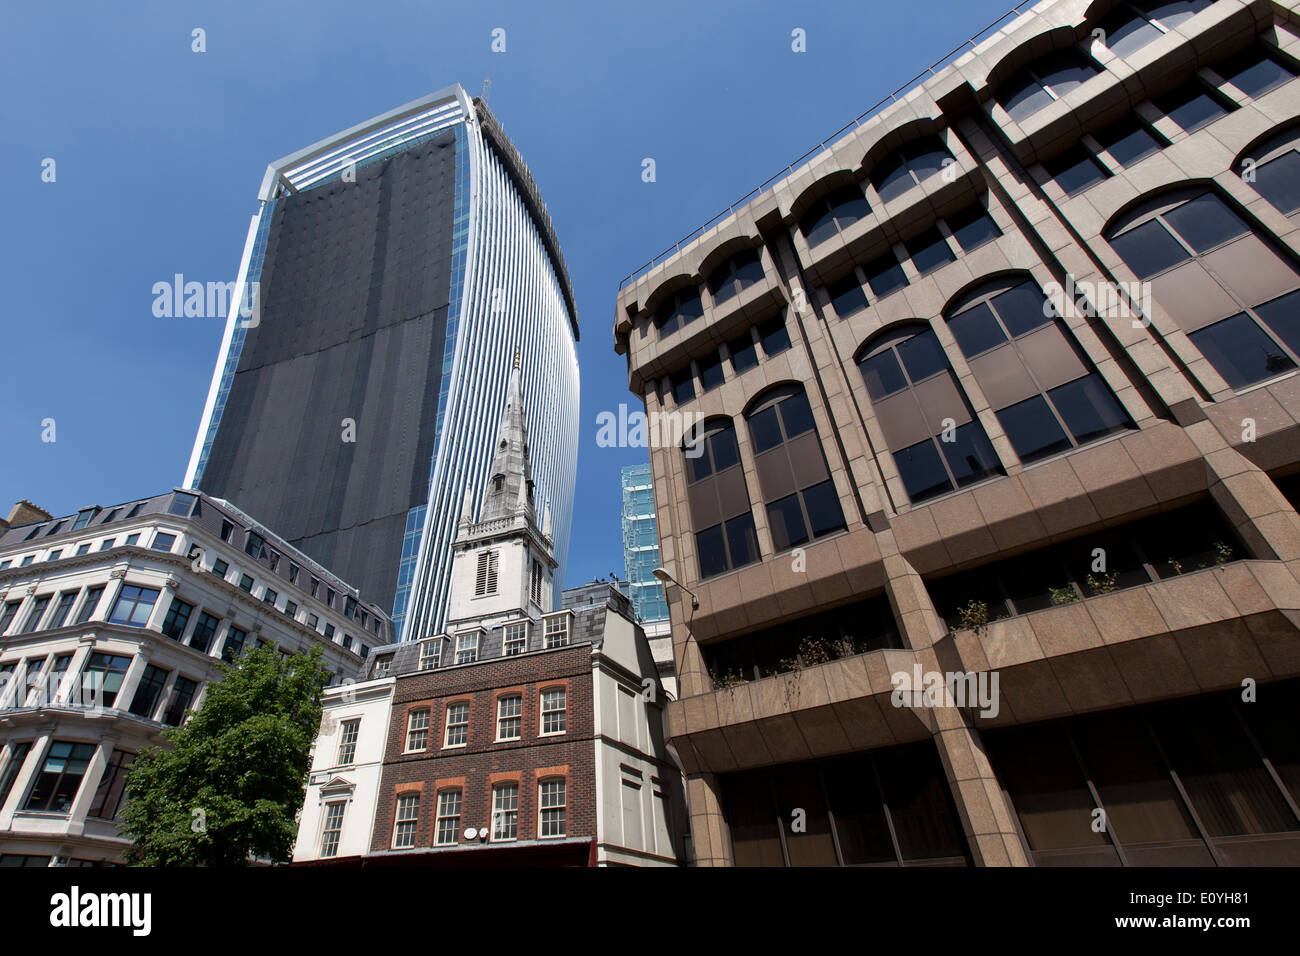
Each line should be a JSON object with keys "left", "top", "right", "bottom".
{"left": 613, "top": 0, "right": 1300, "bottom": 866}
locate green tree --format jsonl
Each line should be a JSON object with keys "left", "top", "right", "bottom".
{"left": 121, "top": 644, "right": 331, "bottom": 866}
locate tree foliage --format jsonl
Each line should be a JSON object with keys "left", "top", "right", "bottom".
{"left": 121, "top": 645, "right": 330, "bottom": 866}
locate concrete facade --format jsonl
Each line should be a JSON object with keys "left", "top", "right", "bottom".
{"left": 614, "top": 0, "right": 1300, "bottom": 866}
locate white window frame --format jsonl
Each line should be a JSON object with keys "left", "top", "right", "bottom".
{"left": 454, "top": 630, "right": 480, "bottom": 665}
{"left": 320, "top": 800, "right": 346, "bottom": 858}
{"left": 538, "top": 778, "right": 567, "bottom": 839}
{"left": 393, "top": 794, "right": 419, "bottom": 849}
{"left": 540, "top": 687, "right": 567, "bottom": 736}
{"left": 492, "top": 783, "right": 519, "bottom": 842}
{"left": 496, "top": 694, "right": 523, "bottom": 741}
{"left": 418, "top": 639, "right": 440, "bottom": 671}
{"left": 503, "top": 621, "right": 528, "bottom": 656}
{"left": 336, "top": 718, "right": 360, "bottom": 766}
{"left": 405, "top": 709, "right": 430, "bottom": 752}
{"left": 543, "top": 612, "right": 572, "bottom": 649}
{"left": 435, "top": 789, "right": 462, "bottom": 846}
{"left": 443, "top": 701, "right": 469, "bottom": 748}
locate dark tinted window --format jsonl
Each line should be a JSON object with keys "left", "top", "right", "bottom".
{"left": 1163, "top": 191, "right": 1248, "bottom": 252}
{"left": 698, "top": 352, "right": 725, "bottom": 392}
{"left": 1155, "top": 83, "right": 1230, "bottom": 132}
{"left": 905, "top": 227, "right": 955, "bottom": 275}
{"left": 1096, "top": 116, "right": 1163, "bottom": 167}
{"left": 941, "top": 422, "right": 1003, "bottom": 486}
{"left": 1254, "top": 289, "right": 1300, "bottom": 357}
{"left": 946, "top": 301, "right": 1007, "bottom": 357}
{"left": 864, "top": 251, "right": 908, "bottom": 297}
{"left": 1049, "top": 373, "right": 1134, "bottom": 444}
{"left": 758, "top": 317, "right": 791, "bottom": 357}
{"left": 859, "top": 348, "right": 908, "bottom": 400}
{"left": 948, "top": 203, "right": 1002, "bottom": 251}
{"left": 670, "top": 367, "right": 695, "bottom": 405}
{"left": 996, "top": 394, "right": 1073, "bottom": 463}
{"left": 895, "top": 439, "right": 953, "bottom": 502}
{"left": 1108, "top": 218, "right": 1190, "bottom": 278}
{"left": 1045, "top": 147, "right": 1109, "bottom": 196}
{"left": 993, "top": 282, "right": 1055, "bottom": 337}
{"left": 827, "top": 274, "right": 868, "bottom": 318}
{"left": 1188, "top": 313, "right": 1296, "bottom": 388}
{"left": 1216, "top": 46, "right": 1296, "bottom": 99}
{"left": 1253, "top": 149, "right": 1300, "bottom": 215}
{"left": 728, "top": 332, "right": 759, "bottom": 373}
{"left": 896, "top": 328, "right": 947, "bottom": 382}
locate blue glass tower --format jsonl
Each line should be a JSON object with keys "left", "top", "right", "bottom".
{"left": 185, "top": 86, "right": 580, "bottom": 639}
{"left": 620, "top": 463, "right": 669, "bottom": 624}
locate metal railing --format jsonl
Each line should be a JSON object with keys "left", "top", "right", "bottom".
{"left": 617, "top": 1, "right": 1033, "bottom": 291}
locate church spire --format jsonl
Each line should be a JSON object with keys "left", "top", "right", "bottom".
{"left": 479, "top": 356, "right": 535, "bottom": 523}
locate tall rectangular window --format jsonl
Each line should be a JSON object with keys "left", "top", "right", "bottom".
{"left": 444, "top": 702, "right": 469, "bottom": 747}
{"left": 79, "top": 652, "right": 132, "bottom": 709}
{"left": 405, "top": 710, "right": 430, "bottom": 752}
{"left": 161, "top": 599, "right": 194, "bottom": 641}
{"left": 541, "top": 688, "right": 567, "bottom": 735}
{"left": 160, "top": 676, "right": 198, "bottom": 726}
{"left": 0, "top": 741, "right": 33, "bottom": 810}
{"left": 393, "top": 794, "right": 419, "bottom": 848}
{"left": 336, "top": 719, "right": 360, "bottom": 765}
{"left": 455, "top": 632, "right": 479, "bottom": 665}
{"left": 189, "top": 612, "right": 220, "bottom": 654}
{"left": 221, "top": 627, "right": 247, "bottom": 663}
{"left": 497, "top": 695, "right": 522, "bottom": 741}
{"left": 544, "top": 615, "right": 570, "bottom": 648}
{"left": 539, "top": 779, "right": 567, "bottom": 838}
{"left": 475, "top": 551, "right": 499, "bottom": 596}
{"left": 418, "top": 640, "right": 439, "bottom": 670}
{"left": 24, "top": 741, "right": 96, "bottom": 813}
{"left": 504, "top": 622, "right": 527, "bottom": 656}
{"left": 128, "top": 664, "right": 170, "bottom": 719}
{"left": 436, "top": 789, "right": 462, "bottom": 845}
{"left": 74, "top": 586, "right": 104, "bottom": 625}
{"left": 108, "top": 585, "right": 159, "bottom": 628}
{"left": 19, "top": 595, "right": 51, "bottom": 633}
{"left": 320, "top": 801, "right": 346, "bottom": 858}
{"left": 0, "top": 600, "right": 21, "bottom": 635}
{"left": 492, "top": 783, "right": 519, "bottom": 841}
{"left": 88, "top": 749, "right": 135, "bottom": 820}
{"left": 47, "top": 592, "right": 77, "bottom": 630}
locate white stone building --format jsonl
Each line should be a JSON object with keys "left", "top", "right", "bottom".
{"left": 0, "top": 490, "right": 391, "bottom": 866}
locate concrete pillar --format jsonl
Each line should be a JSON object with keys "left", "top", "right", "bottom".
{"left": 684, "top": 772, "right": 731, "bottom": 866}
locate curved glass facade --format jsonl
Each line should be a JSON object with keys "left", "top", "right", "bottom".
{"left": 185, "top": 86, "right": 579, "bottom": 640}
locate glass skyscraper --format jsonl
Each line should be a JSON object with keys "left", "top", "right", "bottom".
{"left": 620, "top": 463, "right": 668, "bottom": 624}
{"left": 184, "top": 85, "right": 580, "bottom": 639}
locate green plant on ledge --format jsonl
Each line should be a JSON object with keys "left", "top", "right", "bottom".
{"left": 1214, "top": 541, "right": 1234, "bottom": 565}
{"left": 711, "top": 669, "right": 748, "bottom": 690}
{"left": 777, "top": 655, "right": 803, "bottom": 674}
{"left": 1048, "top": 585, "right": 1080, "bottom": 605}
{"left": 1086, "top": 571, "right": 1119, "bottom": 595}
{"left": 957, "top": 599, "right": 989, "bottom": 632}
{"left": 798, "top": 636, "right": 836, "bottom": 666}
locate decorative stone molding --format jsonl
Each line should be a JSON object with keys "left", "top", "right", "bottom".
{"left": 109, "top": 569, "right": 126, "bottom": 579}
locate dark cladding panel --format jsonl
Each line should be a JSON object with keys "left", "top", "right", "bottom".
{"left": 201, "top": 131, "right": 458, "bottom": 610}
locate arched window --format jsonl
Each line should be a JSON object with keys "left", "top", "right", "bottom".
{"left": 684, "top": 419, "right": 760, "bottom": 579}
{"left": 857, "top": 324, "right": 1003, "bottom": 503}
{"left": 744, "top": 386, "right": 846, "bottom": 552}
{"left": 1096, "top": 1, "right": 1211, "bottom": 59}
{"left": 1106, "top": 189, "right": 1300, "bottom": 388}
{"left": 998, "top": 50, "right": 1102, "bottom": 123}
{"left": 654, "top": 287, "right": 703, "bottom": 337}
{"left": 799, "top": 185, "right": 872, "bottom": 246}
{"left": 945, "top": 277, "right": 1133, "bottom": 463}
{"left": 870, "top": 136, "right": 954, "bottom": 204}
{"left": 1240, "top": 127, "right": 1300, "bottom": 219}
{"left": 707, "top": 249, "right": 765, "bottom": 305}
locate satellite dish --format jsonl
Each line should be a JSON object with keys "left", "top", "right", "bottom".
{"left": 464, "top": 827, "right": 478, "bottom": 840}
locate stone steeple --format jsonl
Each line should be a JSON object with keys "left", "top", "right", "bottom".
{"left": 444, "top": 354, "right": 556, "bottom": 628}
{"left": 479, "top": 355, "right": 536, "bottom": 523}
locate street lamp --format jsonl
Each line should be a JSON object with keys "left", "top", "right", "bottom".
{"left": 652, "top": 567, "right": 698, "bottom": 610}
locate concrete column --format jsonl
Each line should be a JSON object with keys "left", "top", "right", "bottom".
{"left": 112, "top": 652, "right": 151, "bottom": 715}
{"left": 684, "top": 772, "right": 731, "bottom": 866}
{"left": 929, "top": 704, "right": 1030, "bottom": 867}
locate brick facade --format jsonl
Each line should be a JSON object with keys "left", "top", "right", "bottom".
{"left": 371, "top": 645, "right": 595, "bottom": 852}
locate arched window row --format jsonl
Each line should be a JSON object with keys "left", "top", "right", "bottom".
{"left": 660, "top": 314, "right": 791, "bottom": 407}
{"left": 1106, "top": 188, "right": 1300, "bottom": 389}
{"left": 823, "top": 200, "right": 1002, "bottom": 322}
{"left": 682, "top": 384, "right": 847, "bottom": 578}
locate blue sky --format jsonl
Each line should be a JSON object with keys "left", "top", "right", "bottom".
{"left": 0, "top": 0, "right": 1015, "bottom": 590}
